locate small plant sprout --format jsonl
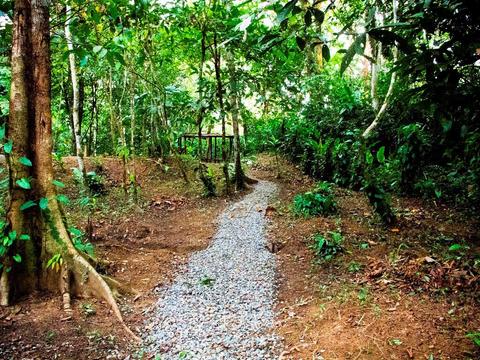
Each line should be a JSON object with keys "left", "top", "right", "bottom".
{"left": 199, "top": 276, "right": 215, "bottom": 287}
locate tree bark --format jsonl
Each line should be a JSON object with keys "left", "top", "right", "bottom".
{"left": 2, "top": 0, "right": 138, "bottom": 341}
{"left": 64, "top": 4, "right": 85, "bottom": 175}
{"left": 363, "top": 0, "right": 399, "bottom": 138}
{"left": 213, "top": 32, "right": 230, "bottom": 192}
{"left": 108, "top": 68, "right": 118, "bottom": 153}
{"left": 227, "top": 54, "right": 245, "bottom": 191}
{"left": 130, "top": 74, "right": 138, "bottom": 203}
{"left": 196, "top": 28, "right": 207, "bottom": 159}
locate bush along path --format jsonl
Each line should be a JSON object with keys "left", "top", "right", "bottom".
{"left": 145, "top": 181, "right": 281, "bottom": 359}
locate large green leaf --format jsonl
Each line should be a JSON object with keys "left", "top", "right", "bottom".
{"left": 19, "top": 157, "right": 32, "bottom": 167}
{"left": 39, "top": 197, "right": 49, "bottom": 210}
{"left": 16, "top": 178, "right": 31, "bottom": 190}
{"left": 3, "top": 139, "right": 13, "bottom": 154}
{"left": 276, "top": 0, "right": 298, "bottom": 23}
{"left": 368, "top": 29, "right": 414, "bottom": 54}
{"left": 340, "top": 33, "right": 366, "bottom": 74}
{"left": 20, "top": 200, "right": 36, "bottom": 211}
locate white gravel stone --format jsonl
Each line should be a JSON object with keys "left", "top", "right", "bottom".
{"left": 144, "top": 181, "right": 282, "bottom": 359}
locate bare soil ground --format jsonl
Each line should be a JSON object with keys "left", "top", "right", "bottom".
{"left": 251, "top": 154, "right": 480, "bottom": 360}
{"left": 1, "top": 154, "right": 479, "bottom": 359}
{"left": 0, "top": 156, "right": 236, "bottom": 359}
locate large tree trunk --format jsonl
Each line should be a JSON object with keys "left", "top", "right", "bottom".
{"left": 227, "top": 55, "right": 245, "bottom": 191}
{"left": 2, "top": 0, "right": 137, "bottom": 340}
{"left": 64, "top": 4, "right": 85, "bottom": 175}
{"left": 1, "top": 0, "right": 34, "bottom": 304}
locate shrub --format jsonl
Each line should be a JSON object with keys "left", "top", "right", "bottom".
{"left": 310, "top": 231, "right": 344, "bottom": 261}
{"left": 293, "top": 181, "right": 337, "bottom": 216}
{"left": 196, "top": 163, "right": 216, "bottom": 197}
{"left": 86, "top": 171, "right": 106, "bottom": 195}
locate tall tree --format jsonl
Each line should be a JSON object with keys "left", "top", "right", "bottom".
{"left": 64, "top": 4, "right": 85, "bottom": 175}
{"left": 227, "top": 53, "right": 245, "bottom": 190}
{"left": 1, "top": 0, "right": 136, "bottom": 340}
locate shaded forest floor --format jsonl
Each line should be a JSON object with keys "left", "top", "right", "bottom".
{"left": 252, "top": 154, "right": 480, "bottom": 360}
{"left": 0, "top": 154, "right": 479, "bottom": 359}
{"left": 0, "top": 156, "right": 241, "bottom": 359}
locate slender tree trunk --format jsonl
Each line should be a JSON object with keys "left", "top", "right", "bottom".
{"left": 196, "top": 28, "right": 206, "bottom": 159}
{"left": 213, "top": 32, "right": 230, "bottom": 192}
{"left": 108, "top": 68, "right": 117, "bottom": 153}
{"left": 227, "top": 55, "right": 245, "bottom": 191}
{"left": 363, "top": 0, "right": 398, "bottom": 138}
{"left": 61, "top": 74, "right": 75, "bottom": 154}
{"left": 87, "top": 80, "right": 97, "bottom": 156}
{"left": 130, "top": 75, "right": 138, "bottom": 203}
{"left": 64, "top": 4, "right": 85, "bottom": 175}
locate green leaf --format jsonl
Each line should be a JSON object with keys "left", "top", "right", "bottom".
{"left": 20, "top": 200, "right": 37, "bottom": 211}
{"left": 368, "top": 29, "right": 414, "bottom": 54}
{"left": 3, "top": 140, "right": 13, "bottom": 154}
{"left": 52, "top": 180, "right": 65, "bottom": 188}
{"left": 366, "top": 150, "right": 374, "bottom": 165}
{"left": 311, "top": 9, "right": 324, "bottom": 25}
{"left": 340, "top": 33, "right": 366, "bottom": 74}
{"left": 16, "top": 178, "right": 31, "bottom": 190}
{"left": 322, "top": 44, "right": 330, "bottom": 62}
{"left": 19, "top": 157, "right": 33, "bottom": 167}
{"left": 93, "top": 45, "right": 103, "bottom": 53}
{"left": 448, "top": 244, "right": 462, "bottom": 251}
{"left": 0, "top": 125, "right": 5, "bottom": 140}
{"left": 19, "top": 234, "right": 30, "bottom": 241}
{"left": 389, "top": 338, "right": 402, "bottom": 346}
{"left": 296, "top": 36, "right": 306, "bottom": 51}
{"left": 39, "top": 197, "right": 49, "bottom": 210}
{"left": 8, "top": 230, "right": 17, "bottom": 240}
{"left": 376, "top": 146, "right": 385, "bottom": 163}
{"left": 56, "top": 194, "right": 70, "bottom": 204}
{"left": 12, "top": 254, "right": 21, "bottom": 263}
{"left": 276, "top": 0, "right": 298, "bottom": 23}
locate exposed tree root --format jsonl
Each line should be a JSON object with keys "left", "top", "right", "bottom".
{"left": 0, "top": 268, "right": 10, "bottom": 306}
{"left": 102, "top": 275, "right": 139, "bottom": 297}
{"left": 69, "top": 249, "right": 141, "bottom": 342}
{"left": 60, "top": 265, "right": 73, "bottom": 316}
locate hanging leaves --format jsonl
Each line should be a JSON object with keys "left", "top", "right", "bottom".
{"left": 322, "top": 44, "right": 330, "bottom": 62}
{"left": 296, "top": 36, "right": 306, "bottom": 51}
{"left": 311, "top": 9, "right": 325, "bottom": 25}
{"left": 340, "top": 33, "right": 367, "bottom": 74}
{"left": 276, "top": 0, "right": 299, "bottom": 23}
{"left": 368, "top": 29, "right": 414, "bottom": 54}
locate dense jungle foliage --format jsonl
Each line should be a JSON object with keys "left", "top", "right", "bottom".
{"left": 1, "top": 1, "right": 478, "bottom": 222}
{"left": 0, "top": 0, "right": 478, "bottom": 273}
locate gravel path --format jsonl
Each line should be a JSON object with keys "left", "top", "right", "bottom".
{"left": 145, "top": 181, "right": 281, "bottom": 359}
